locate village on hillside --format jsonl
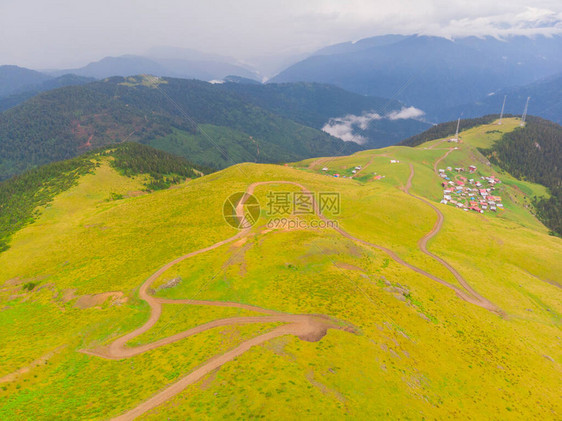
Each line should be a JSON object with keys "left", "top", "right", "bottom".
{"left": 319, "top": 159, "right": 400, "bottom": 179}
{"left": 312, "top": 159, "right": 504, "bottom": 215}
{"left": 438, "top": 164, "right": 504, "bottom": 213}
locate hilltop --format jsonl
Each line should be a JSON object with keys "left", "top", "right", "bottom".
{"left": 0, "top": 75, "right": 431, "bottom": 180}
{"left": 0, "top": 142, "right": 210, "bottom": 253}
{"left": 0, "top": 117, "right": 560, "bottom": 419}
{"left": 0, "top": 65, "right": 52, "bottom": 97}
{"left": 0, "top": 75, "right": 351, "bottom": 179}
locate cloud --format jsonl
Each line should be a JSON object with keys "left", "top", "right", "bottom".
{"left": 1, "top": 1, "right": 561, "bottom": 69}
{"left": 425, "top": 7, "right": 562, "bottom": 39}
{"left": 387, "top": 106, "right": 425, "bottom": 120}
{"left": 322, "top": 115, "right": 373, "bottom": 144}
{"left": 322, "top": 106, "right": 425, "bottom": 143}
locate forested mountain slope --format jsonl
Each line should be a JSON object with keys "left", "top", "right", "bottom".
{"left": 0, "top": 75, "right": 356, "bottom": 180}
{"left": 479, "top": 116, "right": 562, "bottom": 235}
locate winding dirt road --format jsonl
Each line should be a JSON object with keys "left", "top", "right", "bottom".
{"left": 403, "top": 162, "right": 500, "bottom": 313}
{"left": 84, "top": 182, "right": 356, "bottom": 420}
{"left": 85, "top": 168, "right": 500, "bottom": 419}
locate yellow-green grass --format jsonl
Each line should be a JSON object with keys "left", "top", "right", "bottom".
{"left": 1, "top": 147, "right": 561, "bottom": 419}
{"left": 137, "top": 227, "right": 561, "bottom": 419}
{"left": 412, "top": 117, "right": 521, "bottom": 150}
{"left": 145, "top": 215, "right": 561, "bottom": 419}
{"left": 0, "top": 319, "right": 275, "bottom": 420}
{"left": 0, "top": 162, "right": 242, "bottom": 295}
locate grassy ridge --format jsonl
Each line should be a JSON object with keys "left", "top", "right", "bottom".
{"left": 0, "top": 155, "right": 99, "bottom": 252}
{"left": 479, "top": 116, "right": 562, "bottom": 236}
{"left": 0, "top": 121, "right": 560, "bottom": 419}
{"left": 0, "top": 143, "right": 207, "bottom": 253}
{"left": 399, "top": 114, "right": 505, "bottom": 147}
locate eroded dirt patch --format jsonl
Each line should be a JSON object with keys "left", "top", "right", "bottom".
{"left": 74, "top": 292, "right": 128, "bottom": 309}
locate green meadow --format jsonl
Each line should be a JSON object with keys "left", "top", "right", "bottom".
{"left": 1, "top": 119, "right": 561, "bottom": 419}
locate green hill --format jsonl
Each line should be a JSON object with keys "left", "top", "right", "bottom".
{"left": 0, "top": 75, "right": 359, "bottom": 180}
{"left": 0, "top": 117, "right": 560, "bottom": 420}
{"left": 403, "top": 115, "right": 562, "bottom": 236}
{"left": 0, "top": 142, "right": 209, "bottom": 253}
{"left": 222, "top": 82, "right": 431, "bottom": 146}
{"left": 399, "top": 114, "right": 503, "bottom": 147}
{"left": 479, "top": 116, "right": 562, "bottom": 236}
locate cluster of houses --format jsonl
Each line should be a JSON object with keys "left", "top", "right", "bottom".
{"left": 322, "top": 165, "right": 362, "bottom": 178}
{"left": 438, "top": 165, "right": 504, "bottom": 213}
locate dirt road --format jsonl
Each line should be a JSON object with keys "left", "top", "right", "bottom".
{"left": 403, "top": 158, "right": 501, "bottom": 314}
{"left": 84, "top": 183, "right": 355, "bottom": 420}
{"left": 86, "top": 173, "right": 500, "bottom": 419}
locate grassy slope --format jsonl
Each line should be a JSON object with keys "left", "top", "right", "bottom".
{"left": 0, "top": 124, "right": 561, "bottom": 419}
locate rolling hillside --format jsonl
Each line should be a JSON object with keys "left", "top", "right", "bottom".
{"left": 401, "top": 115, "right": 562, "bottom": 236}
{"left": 0, "top": 76, "right": 433, "bottom": 181}
{"left": 0, "top": 75, "right": 358, "bottom": 180}
{"left": 0, "top": 142, "right": 210, "bottom": 252}
{"left": 0, "top": 118, "right": 560, "bottom": 420}
{"left": 479, "top": 116, "right": 562, "bottom": 235}
{"left": 222, "top": 82, "right": 431, "bottom": 147}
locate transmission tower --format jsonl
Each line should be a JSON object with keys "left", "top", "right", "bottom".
{"left": 455, "top": 117, "right": 460, "bottom": 140}
{"left": 498, "top": 95, "right": 506, "bottom": 125}
{"left": 520, "top": 97, "right": 530, "bottom": 127}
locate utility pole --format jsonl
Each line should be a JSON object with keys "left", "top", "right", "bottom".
{"left": 498, "top": 95, "right": 506, "bottom": 125}
{"left": 520, "top": 97, "right": 530, "bottom": 127}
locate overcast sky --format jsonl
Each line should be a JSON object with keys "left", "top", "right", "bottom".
{"left": 1, "top": 0, "right": 561, "bottom": 70}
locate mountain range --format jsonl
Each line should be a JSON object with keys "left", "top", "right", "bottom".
{"left": 271, "top": 34, "right": 562, "bottom": 121}
{"left": 443, "top": 72, "right": 562, "bottom": 124}
{"left": 47, "top": 53, "right": 259, "bottom": 82}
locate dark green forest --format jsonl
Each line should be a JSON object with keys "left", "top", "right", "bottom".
{"left": 106, "top": 142, "right": 212, "bottom": 190}
{"left": 479, "top": 116, "right": 562, "bottom": 236}
{"left": 222, "top": 82, "right": 430, "bottom": 147}
{"left": 0, "top": 76, "right": 355, "bottom": 180}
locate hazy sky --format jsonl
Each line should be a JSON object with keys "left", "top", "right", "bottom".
{"left": 1, "top": 0, "right": 561, "bottom": 70}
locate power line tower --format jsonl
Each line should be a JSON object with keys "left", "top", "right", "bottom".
{"left": 498, "top": 95, "right": 506, "bottom": 125}
{"left": 455, "top": 117, "right": 460, "bottom": 140}
{"left": 520, "top": 97, "right": 530, "bottom": 127}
